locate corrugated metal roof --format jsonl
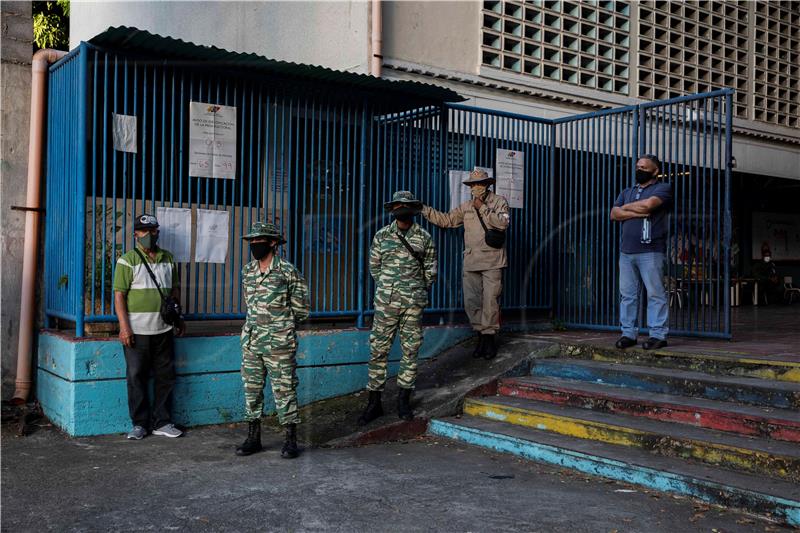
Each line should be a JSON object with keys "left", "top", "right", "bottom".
{"left": 88, "top": 26, "right": 465, "bottom": 105}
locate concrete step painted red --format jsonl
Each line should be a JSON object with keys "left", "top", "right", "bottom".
{"left": 531, "top": 358, "right": 800, "bottom": 409}
{"left": 499, "top": 376, "right": 800, "bottom": 443}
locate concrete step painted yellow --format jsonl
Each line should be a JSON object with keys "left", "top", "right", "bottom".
{"left": 464, "top": 396, "right": 800, "bottom": 483}
{"left": 561, "top": 343, "right": 800, "bottom": 383}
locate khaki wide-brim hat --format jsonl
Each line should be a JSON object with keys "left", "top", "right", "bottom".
{"left": 242, "top": 221, "right": 287, "bottom": 244}
{"left": 462, "top": 168, "right": 495, "bottom": 185}
{"left": 383, "top": 190, "right": 423, "bottom": 213}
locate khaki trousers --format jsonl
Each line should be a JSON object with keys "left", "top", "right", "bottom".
{"left": 462, "top": 269, "right": 503, "bottom": 334}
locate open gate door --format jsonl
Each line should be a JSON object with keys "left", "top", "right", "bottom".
{"left": 554, "top": 90, "right": 733, "bottom": 338}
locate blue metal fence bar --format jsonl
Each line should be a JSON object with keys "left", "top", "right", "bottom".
{"left": 356, "top": 101, "right": 368, "bottom": 328}
{"left": 446, "top": 103, "right": 553, "bottom": 124}
{"left": 89, "top": 51, "right": 98, "bottom": 314}
{"left": 75, "top": 46, "right": 90, "bottom": 337}
{"left": 723, "top": 93, "right": 732, "bottom": 335}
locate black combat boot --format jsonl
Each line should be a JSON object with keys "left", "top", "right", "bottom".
{"left": 483, "top": 334, "right": 497, "bottom": 360}
{"left": 357, "top": 390, "right": 384, "bottom": 426}
{"left": 397, "top": 388, "right": 414, "bottom": 421}
{"left": 472, "top": 334, "right": 485, "bottom": 358}
{"left": 281, "top": 423, "right": 299, "bottom": 459}
{"left": 235, "top": 419, "right": 262, "bottom": 456}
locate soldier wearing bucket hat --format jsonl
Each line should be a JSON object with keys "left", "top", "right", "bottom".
{"left": 236, "top": 221, "right": 309, "bottom": 459}
{"left": 358, "top": 191, "right": 437, "bottom": 426}
{"left": 421, "top": 168, "right": 510, "bottom": 360}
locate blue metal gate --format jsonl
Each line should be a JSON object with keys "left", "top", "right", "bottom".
{"left": 43, "top": 38, "right": 733, "bottom": 339}
{"left": 553, "top": 90, "right": 733, "bottom": 338}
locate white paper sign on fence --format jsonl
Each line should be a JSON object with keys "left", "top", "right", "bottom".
{"left": 195, "top": 209, "right": 229, "bottom": 263}
{"left": 112, "top": 113, "right": 137, "bottom": 153}
{"left": 448, "top": 170, "right": 471, "bottom": 210}
{"left": 189, "top": 102, "right": 237, "bottom": 179}
{"left": 495, "top": 149, "right": 524, "bottom": 208}
{"left": 155, "top": 207, "right": 192, "bottom": 263}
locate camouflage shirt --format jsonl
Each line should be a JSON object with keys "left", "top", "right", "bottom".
{"left": 242, "top": 255, "right": 310, "bottom": 332}
{"left": 370, "top": 221, "right": 437, "bottom": 306}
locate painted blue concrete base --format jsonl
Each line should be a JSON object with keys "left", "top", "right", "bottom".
{"left": 428, "top": 419, "right": 800, "bottom": 527}
{"left": 37, "top": 326, "right": 473, "bottom": 436}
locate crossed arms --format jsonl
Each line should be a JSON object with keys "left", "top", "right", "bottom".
{"left": 610, "top": 196, "right": 664, "bottom": 221}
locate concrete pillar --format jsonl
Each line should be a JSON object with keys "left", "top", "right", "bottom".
{"left": 1, "top": 1, "right": 33, "bottom": 398}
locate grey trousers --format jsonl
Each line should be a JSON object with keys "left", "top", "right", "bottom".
{"left": 462, "top": 269, "right": 503, "bottom": 335}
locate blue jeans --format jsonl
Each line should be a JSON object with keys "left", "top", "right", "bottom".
{"left": 619, "top": 252, "right": 668, "bottom": 340}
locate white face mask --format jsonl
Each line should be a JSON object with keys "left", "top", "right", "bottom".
{"left": 764, "top": 256, "right": 771, "bottom": 263}
{"left": 470, "top": 185, "right": 488, "bottom": 198}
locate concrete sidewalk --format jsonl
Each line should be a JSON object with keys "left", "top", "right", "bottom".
{"left": 1, "top": 424, "right": 779, "bottom": 532}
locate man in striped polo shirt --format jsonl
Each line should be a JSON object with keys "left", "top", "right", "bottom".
{"left": 114, "top": 213, "right": 185, "bottom": 440}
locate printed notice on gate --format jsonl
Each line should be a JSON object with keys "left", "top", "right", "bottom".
{"left": 495, "top": 149, "right": 524, "bottom": 209}
{"left": 155, "top": 207, "right": 192, "bottom": 263}
{"left": 189, "top": 102, "right": 237, "bottom": 179}
{"left": 195, "top": 209, "right": 230, "bottom": 263}
{"left": 448, "top": 170, "right": 471, "bottom": 210}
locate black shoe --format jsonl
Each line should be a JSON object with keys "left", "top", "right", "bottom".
{"left": 483, "top": 334, "right": 497, "bottom": 360}
{"left": 472, "top": 334, "right": 485, "bottom": 358}
{"left": 357, "top": 390, "right": 384, "bottom": 426}
{"left": 615, "top": 336, "right": 637, "bottom": 349}
{"left": 397, "top": 388, "right": 414, "bottom": 421}
{"left": 641, "top": 337, "right": 668, "bottom": 350}
{"left": 235, "top": 419, "right": 262, "bottom": 456}
{"left": 281, "top": 423, "right": 299, "bottom": 459}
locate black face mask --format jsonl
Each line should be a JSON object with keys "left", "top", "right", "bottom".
{"left": 393, "top": 206, "right": 416, "bottom": 223}
{"left": 250, "top": 242, "right": 272, "bottom": 260}
{"left": 635, "top": 169, "right": 656, "bottom": 184}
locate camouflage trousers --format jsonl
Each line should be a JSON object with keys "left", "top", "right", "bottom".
{"left": 368, "top": 301, "right": 424, "bottom": 391}
{"left": 241, "top": 343, "right": 300, "bottom": 426}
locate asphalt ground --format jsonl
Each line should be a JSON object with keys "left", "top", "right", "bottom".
{"left": 1, "top": 422, "right": 787, "bottom": 533}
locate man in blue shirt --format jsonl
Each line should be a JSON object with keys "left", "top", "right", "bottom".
{"left": 610, "top": 155, "right": 673, "bottom": 350}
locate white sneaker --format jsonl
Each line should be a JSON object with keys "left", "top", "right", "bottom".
{"left": 126, "top": 426, "right": 147, "bottom": 440}
{"left": 152, "top": 423, "right": 183, "bottom": 438}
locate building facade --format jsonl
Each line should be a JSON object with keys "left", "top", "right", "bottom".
{"left": 70, "top": 1, "right": 800, "bottom": 180}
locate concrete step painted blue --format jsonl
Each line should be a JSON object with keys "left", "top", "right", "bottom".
{"left": 428, "top": 416, "right": 800, "bottom": 527}
{"left": 532, "top": 359, "right": 800, "bottom": 410}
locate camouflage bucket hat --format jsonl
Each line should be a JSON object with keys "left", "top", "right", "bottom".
{"left": 242, "top": 221, "right": 287, "bottom": 244}
{"left": 462, "top": 168, "right": 495, "bottom": 185}
{"left": 383, "top": 190, "right": 423, "bottom": 212}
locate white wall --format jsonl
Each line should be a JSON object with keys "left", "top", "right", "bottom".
{"left": 70, "top": 1, "right": 370, "bottom": 73}
{"left": 1, "top": 1, "right": 33, "bottom": 398}
{"left": 383, "top": 1, "right": 480, "bottom": 75}
{"left": 732, "top": 137, "right": 800, "bottom": 182}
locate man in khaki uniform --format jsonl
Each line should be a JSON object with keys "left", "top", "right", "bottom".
{"left": 422, "top": 169, "right": 510, "bottom": 359}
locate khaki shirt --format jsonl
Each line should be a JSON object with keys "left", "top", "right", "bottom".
{"left": 422, "top": 191, "right": 510, "bottom": 272}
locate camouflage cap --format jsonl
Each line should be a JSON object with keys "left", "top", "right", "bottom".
{"left": 383, "top": 190, "right": 423, "bottom": 212}
{"left": 242, "top": 221, "right": 287, "bottom": 244}
{"left": 462, "top": 168, "right": 495, "bottom": 185}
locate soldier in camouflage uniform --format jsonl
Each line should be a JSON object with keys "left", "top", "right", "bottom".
{"left": 236, "top": 222, "right": 310, "bottom": 458}
{"left": 358, "top": 191, "right": 437, "bottom": 425}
